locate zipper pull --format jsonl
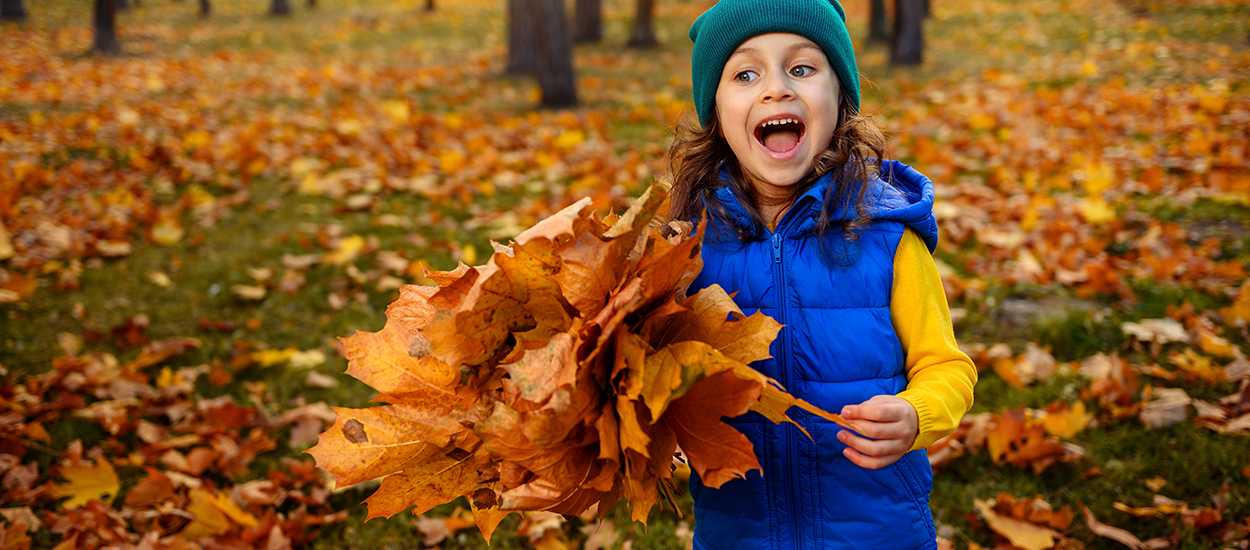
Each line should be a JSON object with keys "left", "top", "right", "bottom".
{"left": 772, "top": 233, "right": 782, "bottom": 264}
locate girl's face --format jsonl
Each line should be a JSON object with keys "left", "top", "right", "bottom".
{"left": 715, "top": 33, "right": 840, "bottom": 197}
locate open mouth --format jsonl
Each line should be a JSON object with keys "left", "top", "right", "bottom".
{"left": 754, "top": 117, "right": 806, "bottom": 154}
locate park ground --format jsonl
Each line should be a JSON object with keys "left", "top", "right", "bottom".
{"left": 1, "top": 0, "right": 1250, "bottom": 548}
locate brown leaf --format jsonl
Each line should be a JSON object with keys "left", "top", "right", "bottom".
{"left": 362, "top": 443, "right": 491, "bottom": 520}
{"left": 651, "top": 284, "right": 782, "bottom": 365}
{"left": 502, "top": 332, "right": 578, "bottom": 404}
{"left": 123, "top": 467, "right": 176, "bottom": 507}
{"left": 427, "top": 235, "right": 573, "bottom": 367}
{"left": 125, "top": 338, "right": 201, "bottom": 370}
{"left": 385, "top": 285, "right": 439, "bottom": 334}
{"left": 1140, "top": 387, "right": 1191, "bottom": 428}
{"left": 666, "top": 370, "right": 762, "bottom": 488}
{"left": 1081, "top": 504, "right": 1163, "bottom": 550}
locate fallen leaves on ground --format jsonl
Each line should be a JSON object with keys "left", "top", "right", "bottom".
{"left": 0, "top": 339, "right": 345, "bottom": 549}
{"left": 3, "top": 0, "right": 1250, "bottom": 547}
{"left": 973, "top": 494, "right": 1073, "bottom": 550}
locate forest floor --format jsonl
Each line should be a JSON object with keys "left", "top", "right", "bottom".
{"left": 2, "top": 0, "right": 1250, "bottom": 548}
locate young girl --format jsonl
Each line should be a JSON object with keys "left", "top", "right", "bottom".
{"left": 668, "top": 0, "right": 978, "bottom": 548}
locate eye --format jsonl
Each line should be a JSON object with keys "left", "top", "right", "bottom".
{"left": 734, "top": 70, "right": 759, "bottom": 83}
{"left": 790, "top": 65, "right": 815, "bottom": 78}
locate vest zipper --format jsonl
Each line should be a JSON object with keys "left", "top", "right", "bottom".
{"left": 770, "top": 226, "right": 802, "bottom": 549}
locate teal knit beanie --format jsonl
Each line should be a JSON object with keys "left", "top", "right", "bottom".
{"left": 689, "top": 0, "right": 860, "bottom": 128}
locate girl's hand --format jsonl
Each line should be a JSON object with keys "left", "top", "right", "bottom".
{"left": 837, "top": 395, "right": 919, "bottom": 470}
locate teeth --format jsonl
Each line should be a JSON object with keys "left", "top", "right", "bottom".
{"left": 759, "top": 118, "right": 800, "bottom": 127}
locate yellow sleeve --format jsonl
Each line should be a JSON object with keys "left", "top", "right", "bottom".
{"left": 892, "top": 228, "right": 978, "bottom": 451}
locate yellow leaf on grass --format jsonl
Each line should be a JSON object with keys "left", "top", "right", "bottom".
{"left": 183, "top": 130, "right": 212, "bottom": 150}
{"left": 152, "top": 217, "right": 185, "bottom": 246}
{"left": 181, "top": 487, "right": 260, "bottom": 539}
{"left": 334, "top": 119, "right": 363, "bottom": 136}
{"left": 554, "top": 130, "right": 586, "bottom": 150}
{"left": 252, "top": 347, "right": 298, "bottom": 366}
{"left": 1220, "top": 281, "right": 1250, "bottom": 325}
{"left": 1081, "top": 60, "right": 1099, "bottom": 78}
{"left": 1042, "top": 402, "right": 1093, "bottom": 439}
{"left": 1196, "top": 330, "right": 1238, "bottom": 359}
{"left": 232, "top": 284, "right": 267, "bottom": 301}
{"left": 975, "top": 499, "right": 1060, "bottom": 550}
{"left": 324, "top": 235, "right": 365, "bottom": 265}
{"left": 1083, "top": 161, "right": 1114, "bottom": 195}
{"left": 968, "top": 113, "right": 996, "bottom": 131}
{"left": 0, "top": 222, "right": 14, "bottom": 260}
{"left": 1144, "top": 477, "right": 1167, "bottom": 492}
{"left": 1078, "top": 198, "right": 1116, "bottom": 224}
{"left": 381, "top": 100, "right": 411, "bottom": 122}
{"left": 51, "top": 458, "right": 120, "bottom": 508}
{"left": 439, "top": 150, "right": 467, "bottom": 173}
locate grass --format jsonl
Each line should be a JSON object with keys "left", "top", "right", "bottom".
{"left": 3, "top": 0, "right": 1250, "bottom": 548}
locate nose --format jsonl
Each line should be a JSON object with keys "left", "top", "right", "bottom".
{"left": 761, "top": 71, "right": 795, "bottom": 102}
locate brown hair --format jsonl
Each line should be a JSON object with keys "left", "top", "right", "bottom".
{"left": 666, "top": 92, "right": 889, "bottom": 262}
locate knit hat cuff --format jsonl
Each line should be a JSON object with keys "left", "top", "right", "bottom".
{"left": 689, "top": 0, "right": 860, "bottom": 127}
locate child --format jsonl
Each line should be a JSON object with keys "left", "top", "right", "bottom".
{"left": 667, "top": 0, "right": 978, "bottom": 548}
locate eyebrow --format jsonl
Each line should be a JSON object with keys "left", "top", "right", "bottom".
{"left": 729, "top": 42, "right": 825, "bottom": 59}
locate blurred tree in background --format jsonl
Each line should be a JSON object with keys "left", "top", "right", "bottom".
{"left": 574, "top": 0, "right": 603, "bottom": 43}
{"left": 0, "top": 0, "right": 26, "bottom": 19}
{"left": 534, "top": 0, "right": 577, "bottom": 106}
{"left": 628, "top": 0, "right": 657, "bottom": 47}
{"left": 506, "top": 0, "right": 538, "bottom": 75}
{"left": 91, "top": 0, "right": 120, "bottom": 54}
{"left": 868, "top": 0, "right": 888, "bottom": 42}
{"left": 891, "top": 0, "right": 926, "bottom": 64}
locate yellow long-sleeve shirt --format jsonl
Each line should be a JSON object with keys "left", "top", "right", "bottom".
{"left": 892, "top": 228, "right": 978, "bottom": 450}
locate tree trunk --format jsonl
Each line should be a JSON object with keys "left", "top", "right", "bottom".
{"left": 533, "top": 0, "right": 576, "bottom": 107}
{"left": 117, "top": 0, "right": 129, "bottom": 10}
{"left": 307, "top": 0, "right": 316, "bottom": 9}
{"left": 627, "top": 0, "right": 656, "bottom": 48}
{"left": 573, "top": 0, "right": 601, "bottom": 44}
{"left": 424, "top": 0, "right": 434, "bottom": 11}
{"left": 505, "top": 0, "right": 538, "bottom": 76}
{"left": 199, "top": 0, "right": 210, "bottom": 17}
{"left": 867, "top": 0, "right": 888, "bottom": 43}
{"left": 921, "top": 0, "right": 930, "bottom": 18}
{"left": 269, "top": 0, "right": 290, "bottom": 16}
{"left": 92, "top": 0, "right": 121, "bottom": 55}
{"left": 890, "top": 0, "right": 924, "bottom": 65}
{"left": 1, "top": 0, "right": 28, "bottom": 20}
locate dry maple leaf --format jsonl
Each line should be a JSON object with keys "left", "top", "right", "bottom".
{"left": 50, "top": 456, "right": 120, "bottom": 509}
{"left": 308, "top": 184, "right": 848, "bottom": 539}
{"left": 974, "top": 495, "right": 1068, "bottom": 550}
{"left": 985, "top": 407, "right": 1084, "bottom": 473}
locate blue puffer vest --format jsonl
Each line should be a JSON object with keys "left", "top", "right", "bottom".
{"left": 687, "top": 160, "right": 940, "bottom": 550}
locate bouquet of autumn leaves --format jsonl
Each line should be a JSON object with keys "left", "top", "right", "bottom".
{"left": 308, "top": 184, "right": 848, "bottom": 540}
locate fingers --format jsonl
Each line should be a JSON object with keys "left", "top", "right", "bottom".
{"left": 842, "top": 445, "right": 904, "bottom": 470}
{"left": 835, "top": 396, "right": 921, "bottom": 469}
{"left": 838, "top": 429, "right": 909, "bottom": 470}
{"left": 840, "top": 396, "right": 910, "bottom": 423}
{"left": 837, "top": 426, "right": 910, "bottom": 456}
